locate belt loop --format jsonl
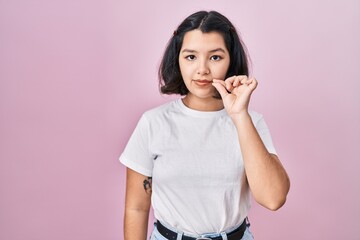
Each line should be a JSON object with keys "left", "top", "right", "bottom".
{"left": 220, "top": 232, "right": 228, "bottom": 240}
{"left": 176, "top": 231, "right": 183, "bottom": 240}
{"left": 246, "top": 216, "right": 251, "bottom": 227}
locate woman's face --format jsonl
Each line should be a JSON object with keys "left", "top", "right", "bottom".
{"left": 179, "top": 29, "right": 230, "bottom": 101}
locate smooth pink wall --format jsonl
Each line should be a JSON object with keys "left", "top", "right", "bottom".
{"left": 0, "top": 0, "right": 359, "bottom": 239}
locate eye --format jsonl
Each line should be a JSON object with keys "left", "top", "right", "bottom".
{"left": 210, "top": 55, "right": 222, "bottom": 61}
{"left": 185, "top": 55, "right": 196, "bottom": 61}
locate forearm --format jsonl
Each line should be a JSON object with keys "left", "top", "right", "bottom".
{"left": 232, "top": 112, "right": 290, "bottom": 210}
{"left": 124, "top": 208, "right": 150, "bottom": 240}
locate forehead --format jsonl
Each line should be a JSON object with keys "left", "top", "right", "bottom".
{"left": 181, "top": 29, "right": 227, "bottom": 51}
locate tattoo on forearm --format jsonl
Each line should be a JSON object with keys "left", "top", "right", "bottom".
{"left": 143, "top": 177, "right": 152, "bottom": 194}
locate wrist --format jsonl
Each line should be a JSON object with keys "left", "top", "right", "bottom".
{"left": 230, "top": 111, "right": 251, "bottom": 125}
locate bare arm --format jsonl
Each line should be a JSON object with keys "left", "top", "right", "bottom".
{"left": 213, "top": 76, "right": 290, "bottom": 210}
{"left": 232, "top": 112, "right": 290, "bottom": 210}
{"left": 124, "top": 168, "right": 152, "bottom": 240}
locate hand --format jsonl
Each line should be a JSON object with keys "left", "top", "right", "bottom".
{"left": 212, "top": 75, "right": 258, "bottom": 116}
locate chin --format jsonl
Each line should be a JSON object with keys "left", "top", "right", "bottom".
{"left": 190, "top": 91, "right": 217, "bottom": 100}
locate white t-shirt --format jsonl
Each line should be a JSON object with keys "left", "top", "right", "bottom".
{"left": 120, "top": 98, "right": 277, "bottom": 235}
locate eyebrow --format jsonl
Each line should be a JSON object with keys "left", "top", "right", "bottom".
{"left": 181, "top": 48, "right": 226, "bottom": 54}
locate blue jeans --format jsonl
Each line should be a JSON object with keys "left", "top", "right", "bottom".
{"left": 149, "top": 221, "right": 254, "bottom": 240}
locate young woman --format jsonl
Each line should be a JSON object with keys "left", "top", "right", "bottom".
{"left": 120, "top": 10, "right": 290, "bottom": 240}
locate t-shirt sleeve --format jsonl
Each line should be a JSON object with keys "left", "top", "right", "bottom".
{"left": 255, "top": 115, "right": 277, "bottom": 155}
{"left": 119, "top": 114, "right": 153, "bottom": 176}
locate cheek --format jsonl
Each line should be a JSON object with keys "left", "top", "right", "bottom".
{"left": 179, "top": 62, "right": 193, "bottom": 78}
{"left": 213, "top": 63, "right": 230, "bottom": 79}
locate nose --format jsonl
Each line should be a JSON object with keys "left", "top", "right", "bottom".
{"left": 197, "top": 59, "right": 210, "bottom": 75}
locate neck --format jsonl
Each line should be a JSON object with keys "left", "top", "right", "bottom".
{"left": 182, "top": 94, "right": 224, "bottom": 111}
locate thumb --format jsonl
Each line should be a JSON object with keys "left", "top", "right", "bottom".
{"left": 212, "top": 80, "right": 229, "bottom": 99}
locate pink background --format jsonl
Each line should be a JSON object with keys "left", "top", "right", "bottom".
{"left": 0, "top": 0, "right": 359, "bottom": 239}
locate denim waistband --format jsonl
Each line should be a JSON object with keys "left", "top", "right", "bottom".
{"left": 154, "top": 218, "right": 248, "bottom": 240}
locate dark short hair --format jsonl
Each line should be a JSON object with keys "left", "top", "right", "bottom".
{"left": 158, "top": 10, "right": 250, "bottom": 97}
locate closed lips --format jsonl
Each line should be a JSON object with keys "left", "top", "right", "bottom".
{"left": 194, "top": 80, "right": 213, "bottom": 83}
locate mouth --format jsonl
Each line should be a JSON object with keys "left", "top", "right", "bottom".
{"left": 193, "top": 79, "right": 213, "bottom": 86}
